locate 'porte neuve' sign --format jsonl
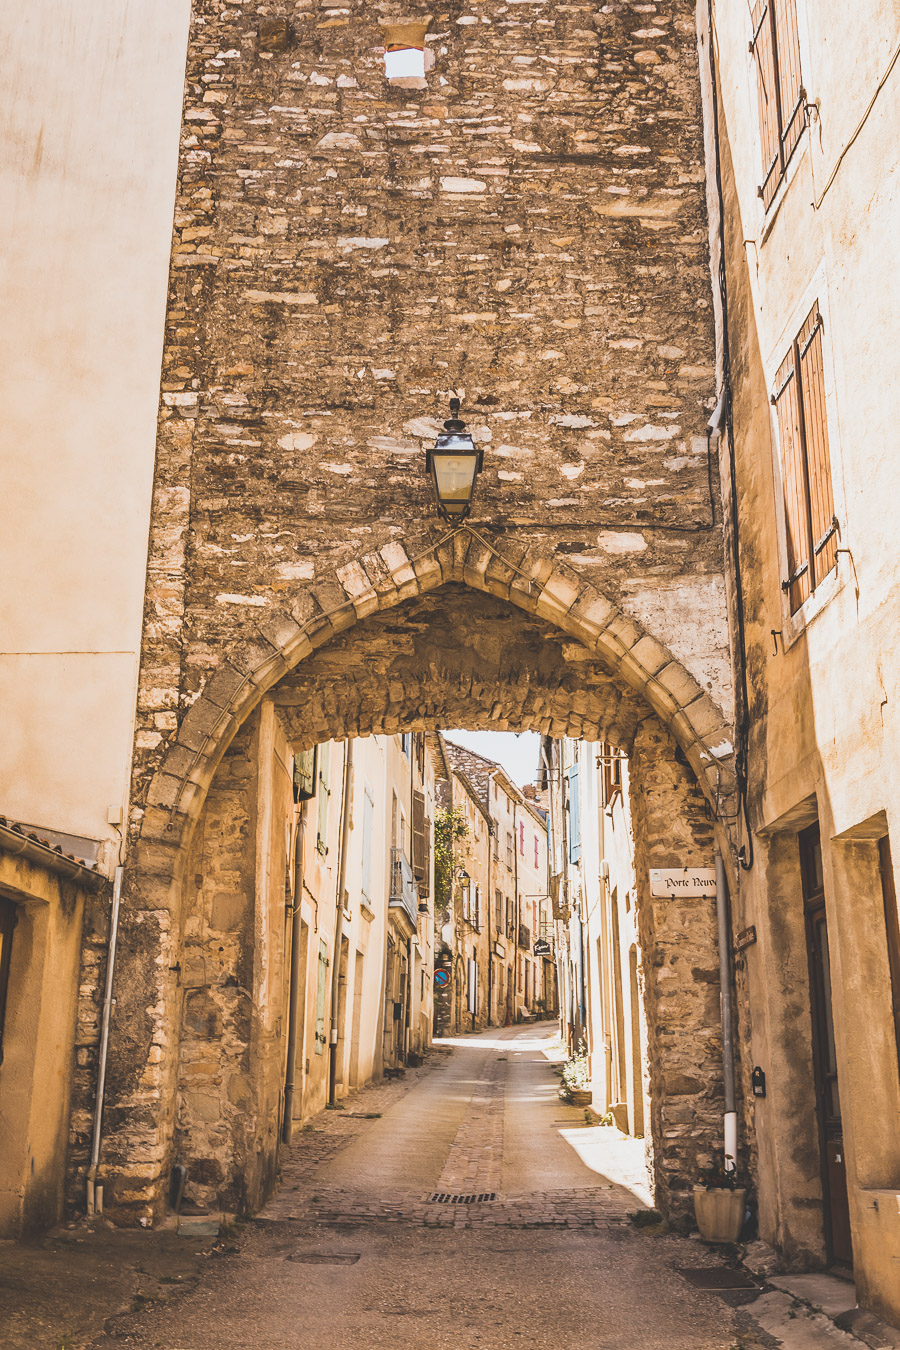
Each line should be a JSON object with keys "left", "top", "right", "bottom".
{"left": 649, "top": 868, "right": 716, "bottom": 898}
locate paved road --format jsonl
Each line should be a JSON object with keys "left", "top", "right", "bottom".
{"left": 88, "top": 1024, "right": 743, "bottom": 1349}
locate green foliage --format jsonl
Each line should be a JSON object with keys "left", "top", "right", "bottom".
{"left": 433, "top": 806, "right": 470, "bottom": 908}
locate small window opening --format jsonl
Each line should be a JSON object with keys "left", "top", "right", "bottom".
{"left": 380, "top": 17, "right": 432, "bottom": 86}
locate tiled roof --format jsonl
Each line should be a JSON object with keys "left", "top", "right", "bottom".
{"left": 0, "top": 814, "right": 103, "bottom": 883}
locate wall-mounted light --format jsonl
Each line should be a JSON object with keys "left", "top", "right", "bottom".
{"left": 426, "top": 399, "right": 484, "bottom": 520}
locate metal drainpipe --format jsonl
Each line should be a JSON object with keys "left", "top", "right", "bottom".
{"left": 328, "top": 741, "right": 353, "bottom": 1105}
{"left": 282, "top": 801, "right": 307, "bottom": 1145}
{"left": 87, "top": 863, "right": 124, "bottom": 1215}
{"left": 716, "top": 852, "right": 738, "bottom": 1169}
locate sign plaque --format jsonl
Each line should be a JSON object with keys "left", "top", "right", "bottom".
{"left": 649, "top": 867, "right": 716, "bottom": 898}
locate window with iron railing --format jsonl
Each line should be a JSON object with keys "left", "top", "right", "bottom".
{"left": 389, "top": 847, "right": 419, "bottom": 926}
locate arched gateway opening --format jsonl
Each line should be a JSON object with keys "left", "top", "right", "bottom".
{"left": 80, "top": 536, "right": 735, "bottom": 1229}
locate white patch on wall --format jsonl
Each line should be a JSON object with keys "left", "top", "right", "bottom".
{"left": 385, "top": 47, "right": 426, "bottom": 79}
{"left": 596, "top": 531, "right": 647, "bottom": 553}
{"left": 620, "top": 574, "right": 734, "bottom": 719}
{"left": 277, "top": 432, "right": 317, "bottom": 452}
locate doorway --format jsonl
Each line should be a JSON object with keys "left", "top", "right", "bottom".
{"left": 799, "top": 823, "right": 853, "bottom": 1267}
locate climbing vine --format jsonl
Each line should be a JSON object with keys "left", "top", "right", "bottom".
{"left": 433, "top": 806, "right": 469, "bottom": 910}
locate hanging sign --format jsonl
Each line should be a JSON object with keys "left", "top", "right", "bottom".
{"left": 533, "top": 938, "right": 551, "bottom": 956}
{"left": 649, "top": 867, "right": 716, "bottom": 898}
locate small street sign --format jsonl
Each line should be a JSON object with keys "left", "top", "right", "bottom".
{"left": 434, "top": 968, "right": 450, "bottom": 988}
{"left": 734, "top": 925, "right": 758, "bottom": 952}
{"left": 533, "top": 938, "right": 551, "bottom": 956}
{"left": 649, "top": 868, "right": 716, "bottom": 898}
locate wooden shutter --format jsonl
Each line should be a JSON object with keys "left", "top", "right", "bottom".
{"left": 774, "top": 0, "right": 804, "bottom": 165}
{"left": 412, "top": 789, "right": 426, "bottom": 881}
{"left": 752, "top": 0, "right": 804, "bottom": 208}
{"left": 293, "top": 747, "right": 317, "bottom": 802}
{"left": 773, "top": 347, "right": 812, "bottom": 612}
{"left": 751, "top": 0, "right": 781, "bottom": 207}
{"left": 797, "top": 304, "right": 837, "bottom": 585}
{"left": 419, "top": 816, "right": 431, "bottom": 899}
{"left": 567, "top": 764, "right": 581, "bottom": 864}
{"left": 360, "top": 783, "right": 374, "bottom": 903}
{"left": 316, "top": 742, "right": 331, "bottom": 854}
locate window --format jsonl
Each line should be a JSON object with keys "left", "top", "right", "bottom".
{"left": 400, "top": 733, "right": 411, "bottom": 758}
{"left": 495, "top": 888, "right": 503, "bottom": 933}
{"left": 519, "top": 821, "right": 525, "bottom": 855}
{"left": 773, "top": 302, "right": 837, "bottom": 614}
{"left": 474, "top": 886, "right": 483, "bottom": 931}
{"left": 534, "top": 833, "right": 539, "bottom": 868}
{"left": 506, "top": 832, "right": 514, "bottom": 870}
{"left": 600, "top": 742, "right": 622, "bottom": 806}
{"left": 506, "top": 898, "right": 515, "bottom": 939}
{"left": 750, "top": 0, "right": 805, "bottom": 209}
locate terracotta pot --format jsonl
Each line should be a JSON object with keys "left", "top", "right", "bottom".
{"left": 693, "top": 1185, "right": 747, "bottom": 1243}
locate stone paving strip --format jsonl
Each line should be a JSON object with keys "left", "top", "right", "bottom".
{"left": 431, "top": 1052, "right": 505, "bottom": 1196}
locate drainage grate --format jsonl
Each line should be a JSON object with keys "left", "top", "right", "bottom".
{"left": 288, "top": 1252, "right": 361, "bottom": 1265}
{"left": 427, "top": 1192, "right": 497, "bottom": 1205}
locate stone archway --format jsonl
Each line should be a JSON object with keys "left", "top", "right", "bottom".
{"left": 70, "top": 532, "right": 736, "bottom": 1225}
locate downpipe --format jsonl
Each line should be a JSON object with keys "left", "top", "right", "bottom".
{"left": 715, "top": 853, "right": 738, "bottom": 1169}
{"left": 87, "top": 863, "right": 124, "bottom": 1216}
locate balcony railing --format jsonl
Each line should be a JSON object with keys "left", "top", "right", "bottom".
{"left": 390, "top": 847, "right": 419, "bottom": 926}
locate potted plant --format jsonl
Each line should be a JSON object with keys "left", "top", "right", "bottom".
{"left": 693, "top": 1156, "right": 748, "bottom": 1243}
{"left": 559, "top": 1048, "right": 593, "bottom": 1107}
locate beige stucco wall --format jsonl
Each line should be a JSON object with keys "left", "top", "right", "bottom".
{"left": 714, "top": 0, "right": 900, "bottom": 1321}
{"left": 0, "top": 850, "right": 94, "bottom": 1235}
{"left": 0, "top": 4, "right": 190, "bottom": 849}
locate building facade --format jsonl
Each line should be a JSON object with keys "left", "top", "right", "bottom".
{"left": 711, "top": 0, "right": 900, "bottom": 1322}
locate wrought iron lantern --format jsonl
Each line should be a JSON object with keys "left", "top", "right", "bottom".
{"left": 425, "top": 398, "right": 483, "bottom": 520}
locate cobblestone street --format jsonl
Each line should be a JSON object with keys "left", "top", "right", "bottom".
{"left": 81, "top": 1026, "right": 747, "bottom": 1348}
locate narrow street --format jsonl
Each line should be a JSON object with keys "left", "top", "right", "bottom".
{"left": 84, "top": 1026, "right": 743, "bottom": 1349}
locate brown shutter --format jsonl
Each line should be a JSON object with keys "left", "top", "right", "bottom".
{"left": 773, "top": 0, "right": 804, "bottom": 165}
{"left": 797, "top": 304, "right": 837, "bottom": 585}
{"left": 412, "top": 789, "right": 426, "bottom": 881}
{"left": 773, "top": 348, "right": 812, "bottom": 612}
{"left": 419, "top": 816, "right": 431, "bottom": 898}
{"left": 751, "top": 0, "right": 781, "bottom": 207}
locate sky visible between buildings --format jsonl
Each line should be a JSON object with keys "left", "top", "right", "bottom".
{"left": 444, "top": 730, "right": 542, "bottom": 789}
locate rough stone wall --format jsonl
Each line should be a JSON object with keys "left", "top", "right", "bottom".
{"left": 629, "top": 716, "right": 738, "bottom": 1224}
{"left": 174, "top": 716, "right": 260, "bottom": 1210}
{"left": 132, "top": 0, "right": 728, "bottom": 831}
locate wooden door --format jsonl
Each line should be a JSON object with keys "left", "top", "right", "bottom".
{"left": 799, "top": 823, "right": 853, "bottom": 1267}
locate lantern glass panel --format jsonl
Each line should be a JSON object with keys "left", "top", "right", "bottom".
{"left": 431, "top": 452, "right": 479, "bottom": 514}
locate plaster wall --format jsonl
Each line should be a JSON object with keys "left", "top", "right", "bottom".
{"left": 0, "top": 4, "right": 190, "bottom": 848}
{"left": 713, "top": 0, "right": 900, "bottom": 1320}
{"left": 0, "top": 851, "right": 92, "bottom": 1235}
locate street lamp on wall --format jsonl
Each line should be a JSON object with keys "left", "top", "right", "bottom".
{"left": 426, "top": 398, "right": 484, "bottom": 520}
